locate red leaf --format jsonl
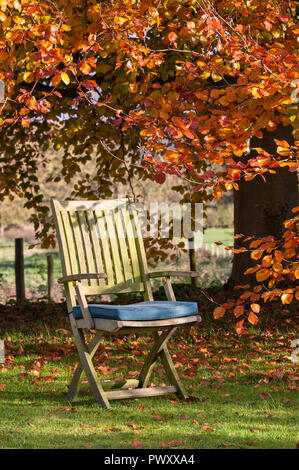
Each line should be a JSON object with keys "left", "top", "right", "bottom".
{"left": 155, "top": 172, "right": 166, "bottom": 184}
{"left": 131, "top": 440, "right": 143, "bottom": 448}
{"left": 260, "top": 393, "right": 271, "bottom": 399}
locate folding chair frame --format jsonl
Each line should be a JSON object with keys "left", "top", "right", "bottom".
{"left": 52, "top": 199, "right": 201, "bottom": 408}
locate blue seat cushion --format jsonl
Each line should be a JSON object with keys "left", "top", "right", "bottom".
{"left": 73, "top": 300, "right": 198, "bottom": 321}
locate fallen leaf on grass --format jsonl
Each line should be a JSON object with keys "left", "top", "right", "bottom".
{"left": 153, "top": 415, "right": 167, "bottom": 422}
{"left": 190, "top": 435, "right": 203, "bottom": 440}
{"left": 131, "top": 440, "right": 143, "bottom": 449}
{"left": 179, "top": 414, "right": 190, "bottom": 420}
{"left": 184, "top": 396, "right": 206, "bottom": 403}
{"left": 0, "top": 384, "right": 6, "bottom": 390}
{"left": 162, "top": 440, "right": 183, "bottom": 448}
{"left": 105, "top": 426, "right": 119, "bottom": 433}
{"left": 260, "top": 393, "right": 271, "bottom": 399}
{"left": 82, "top": 443, "right": 94, "bottom": 448}
{"left": 56, "top": 329, "right": 70, "bottom": 335}
{"left": 219, "top": 442, "right": 234, "bottom": 447}
{"left": 81, "top": 423, "right": 92, "bottom": 428}
{"left": 127, "top": 422, "right": 144, "bottom": 430}
{"left": 245, "top": 440, "right": 257, "bottom": 446}
{"left": 199, "top": 425, "right": 214, "bottom": 432}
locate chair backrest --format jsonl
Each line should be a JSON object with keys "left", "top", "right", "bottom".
{"left": 51, "top": 199, "right": 153, "bottom": 311}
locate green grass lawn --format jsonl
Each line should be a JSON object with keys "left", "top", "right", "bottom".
{"left": 202, "top": 227, "right": 234, "bottom": 245}
{"left": 0, "top": 302, "right": 297, "bottom": 449}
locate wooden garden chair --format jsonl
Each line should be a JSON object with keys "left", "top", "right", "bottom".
{"left": 51, "top": 198, "right": 201, "bottom": 408}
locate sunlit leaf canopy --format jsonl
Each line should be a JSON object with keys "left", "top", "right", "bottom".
{"left": 0, "top": 0, "right": 298, "bottom": 248}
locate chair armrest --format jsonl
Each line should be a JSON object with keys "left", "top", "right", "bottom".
{"left": 148, "top": 271, "right": 201, "bottom": 279}
{"left": 149, "top": 271, "right": 201, "bottom": 302}
{"left": 58, "top": 273, "right": 107, "bottom": 284}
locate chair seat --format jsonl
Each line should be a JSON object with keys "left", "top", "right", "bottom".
{"left": 73, "top": 300, "right": 198, "bottom": 321}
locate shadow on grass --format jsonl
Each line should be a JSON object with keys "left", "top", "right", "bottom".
{"left": 0, "top": 385, "right": 296, "bottom": 449}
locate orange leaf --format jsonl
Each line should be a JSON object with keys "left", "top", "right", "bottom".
{"left": 52, "top": 73, "right": 62, "bottom": 87}
{"left": 281, "top": 293, "right": 293, "bottom": 304}
{"left": 233, "top": 305, "right": 244, "bottom": 318}
{"left": 213, "top": 306, "right": 226, "bottom": 319}
{"left": 235, "top": 319, "right": 245, "bottom": 335}
{"left": 262, "top": 255, "right": 272, "bottom": 267}
{"left": 213, "top": 185, "right": 223, "bottom": 199}
{"left": 248, "top": 312, "right": 258, "bottom": 325}
{"left": 251, "top": 303, "right": 260, "bottom": 314}
{"left": 168, "top": 32, "right": 178, "bottom": 43}
{"left": 256, "top": 268, "right": 270, "bottom": 282}
{"left": 273, "top": 262, "right": 283, "bottom": 273}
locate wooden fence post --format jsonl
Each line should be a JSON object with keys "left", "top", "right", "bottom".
{"left": 15, "top": 238, "right": 25, "bottom": 302}
{"left": 0, "top": 339, "right": 4, "bottom": 364}
{"left": 47, "top": 254, "right": 54, "bottom": 300}
{"left": 188, "top": 234, "right": 198, "bottom": 288}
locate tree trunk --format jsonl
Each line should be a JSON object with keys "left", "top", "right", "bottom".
{"left": 228, "top": 125, "right": 298, "bottom": 288}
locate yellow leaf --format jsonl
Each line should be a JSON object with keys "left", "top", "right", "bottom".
{"left": 211, "top": 73, "right": 222, "bottom": 82}
{"left": 251, "top": 87, "right": 261, "bottom": 99}
{"left": 201, "top": 71, "right": 210, "bottom": 79}
{"left": 61, "top": 72, "right": 70, "bottom": 85}
{"left": 117, "top": 16, "right": 128, "bottom": 25}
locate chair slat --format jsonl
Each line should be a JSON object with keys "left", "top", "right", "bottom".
{"left": 113, "top": 208, "right": 132, "bottom": 282}
{"left": 60, "top": 210, "right": 78, "bottom": 275}
{"left": 77, "top": 211, "right": 98, "bottom": 287}
{"left": 69, "top": 210, "right": 88, "bottom": 278}
{"left": 104, "top": 209, "right": 124, "bottom": 284}
{"left": 129, "top": 204, "right": 153, "bottom": 300}
{"left": 86, "top": 210, "right": 105, "bottom": 286}
{"left": 120, "top": 206, "right": 141, "bottom": 282}
{"left": 95, "top": 210, "right": 115, "bottom": 285}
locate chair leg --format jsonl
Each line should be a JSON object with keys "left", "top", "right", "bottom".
{"left": 160, "top": 346, "right": 188, "bottom": 400}
{"left": 69, "top": 315, "right": 110, "bottom": 408}
{"left": 67, "top": 331, "right": 102, "bottom": 401}
{"left": 139, "top": 328, "right": 188, "bottom": 400}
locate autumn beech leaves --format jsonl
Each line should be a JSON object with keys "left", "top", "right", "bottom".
{"left": 214, "top": 207, "right": 299, "bottom": 333}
